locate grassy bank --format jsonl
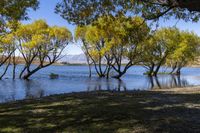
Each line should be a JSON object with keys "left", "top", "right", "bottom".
{"left": 0, "top": 90, "right": 200, "bottom": 133}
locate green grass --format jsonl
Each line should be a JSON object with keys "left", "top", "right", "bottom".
{"left": 0, "top": 91, "right": 200, "bottom": 133}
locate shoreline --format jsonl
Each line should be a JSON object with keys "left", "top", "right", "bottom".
{"left": 1, "top": 85, "right": 200, "bottom": 105}
{"left": 151, "top": 85, "right": 200, "bottom": 94}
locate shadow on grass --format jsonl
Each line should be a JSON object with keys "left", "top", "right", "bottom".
{"left": 0, "top": 91, "right": 200, "bottom": 133}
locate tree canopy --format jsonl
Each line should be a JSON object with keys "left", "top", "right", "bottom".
{"left": 0, "top": 0, "right": 39, "bottom": 21}
{"left": 55, "top": 0, "right": 200, "bottom": 25}
{"left": 0, "top": 0, "right": 39, "bottom": 34}
{"left": 142, "top": 27, "right": 200, "bottom": 76}
{"left": 0, "top": 20, "right": 72, "bottom": 79}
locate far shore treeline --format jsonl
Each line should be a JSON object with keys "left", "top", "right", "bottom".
{"left": 0, "top": 0, "right": 200, "bottom": 80}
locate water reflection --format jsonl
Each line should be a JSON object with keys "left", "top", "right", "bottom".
{"left": 147, "top": 75, "right": 189, "bottom": 89}
{"left": 85, "top": 75, "right": 189, "bottom": 92}
{"left": 24, "top": 80, "right": 45, "bottom": 99}
{"left": 0, "top": 80, "right": 45, "bottom": 102}
{"left": 86, "top": 78, "right": 127, "bottom": 92}
{"left": 0, "top": 65, "right": 199, "bottom": 103}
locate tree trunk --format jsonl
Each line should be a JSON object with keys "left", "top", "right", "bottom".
{"left": 148, "top": 63, "right": 155, "bottom": 76}
{"left": 88, "top": 64, "right": 92, "bottom": 77}
{"left": 86, "top": 55, "right": 92, "bottom": 77}
{"left": 22, "top": 66, "right": 41, "bottom": 79}
{"left": 0, "top": 58, "right": 11, "bottom": 80}
{"left": 112, "top": 71, "right": 126, "bottom": 79}
{"left": 170, "top": 63, "right": 177, "bottom": 74}
{"left": 19, "top": 66, "right": 27, "bottom": 79}
{"left": 12, "top": 53, "right": 16, "bottom": 79}
{"left": 106, "top": 66, "right": 111, "bottom": 79}
{"left": 154, "top": 63, "right": 162, "bottom": 76}
{"left": 175, "top": 67, "right": 181, "bottom": 75}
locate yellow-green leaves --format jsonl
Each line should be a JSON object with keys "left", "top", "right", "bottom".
{"left": 75, "top": 26, "right": 87, "bottom": 41}
{"left": 76, "top": 15, "right": 149, "bottom": 59}
{"left": 142, "top": 27, "right": 200, "bottom": 72}
{"left": 10, "top": 20, "right": 72, "bottom": 79}
{"left": 0, "top": 33, "right": 15, "bottom": 45}
{"left": 15, "top": 20, "right": 72, "bottom": 50}
{"left": 169, "top": 31, "right": 200, "bottom": 64}
{"left": 85, "top": 26, "right": 102, "bottom": 45}
{"left": 49, "top": 26, "right": 72, "bottom": 41}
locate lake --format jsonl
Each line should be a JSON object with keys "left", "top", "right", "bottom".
{"left": 0, "top": 65, "right": 200, "bottom": 103}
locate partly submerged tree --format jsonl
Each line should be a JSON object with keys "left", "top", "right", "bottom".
{"left": 106, "top": 16, "right": 149, "bottom": 78}
{"left": 142, "top": 28, "right": 180, "bottom": 76}
{"left": 167, "top": 31, "right": 200, "bottom": 75}
{"left": 75, "top": 26, "right": 93, "bottom": 77}
{"left": 85, "top": 24, "right": 113, "bottom": 78}
{"left": 75, "top": 15, "right": 149, "bottom": 79}
{"left": 15, "top": 20, "right": 72, "bottom": 79}
{"left": 142, "top": 27, "right": 200, "bottom": 76}
{"left": 0, "top": 0, "right": 39, "bottom": 79}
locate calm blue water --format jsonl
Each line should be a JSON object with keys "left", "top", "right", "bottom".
{"left": 0, "top": 65, "right": 200, "bottom": 103}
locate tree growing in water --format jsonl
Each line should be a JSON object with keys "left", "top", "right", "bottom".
{"left": 142, "top": 28, "right": 200, "bottom": 76}
{"left": 141, "top": 28, "right": 180, "bottom": 76}
{"left": 0, "top": 0, "right": 39, "bottom": 79}
{"left": 167, "top": 31, "right": 200, "bottom": 75}
{"left": 75, "top": 15, "right": 149, "bottom": 79}
{"left": 15, "top": 20, "right": 72, "bottom": 79}
{"left": 75, "top": 26, "right": 93, "bottom": 77}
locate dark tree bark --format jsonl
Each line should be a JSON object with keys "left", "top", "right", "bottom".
{"left": 0, "top": 58, "right": 11, "bottom": 80}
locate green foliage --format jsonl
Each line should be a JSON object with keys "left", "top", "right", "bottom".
{"left": 167, "top": 31, "right": 200, "bottom": 69}
{"left": 0, "top": 0, "right": 39, "bottom": 34}
{"left": 142, "top": 28, "right": 180, "bottom": 66}
{"left": 14, "top": 20, "right": 72, "bottom": 79}
{"left": 55, "top": 0, "right": 200, "bottom": 25}
{"left": 0, "top": 0, "right": 39, "bottom": 21}
{"left": 142, "top": 27, "right": 200, "bottom": 75}
{"left": 55, "top": 0, "right": 135, "bottom": 25}
{"left": 16, "top": 20, "right": 72, "bottom": 51}
{"left": 75, "top": 15, "right": 150, "bottom": 78}
{"left": 0, "top": 33, "right": 15, "bottom": 53}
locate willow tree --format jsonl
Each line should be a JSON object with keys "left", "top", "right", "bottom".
{"left": 84, "top": 24, "right": 113, "bottom": 78}
{"left": 105, "top": 16, "right": 149, "bottom": 79}
{"left": 142, "top": 28, "right": 180, "bottom": 76}
{"left": 167, "top": 31, "right": 200, "bottom": 75}
{"left": 15, "top": 20, "right": 72, "bottom": 79}
{"left": 75, "top": 15, "right": 149, "bottom": 79}
{"left": 75, "top": 26, "right": 93, "bottom": 77}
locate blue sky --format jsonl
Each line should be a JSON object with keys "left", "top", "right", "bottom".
{"left": 23, "top": 0, "right": 200, "bottom": 55}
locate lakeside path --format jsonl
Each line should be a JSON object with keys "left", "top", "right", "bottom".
{"left": 0, "top": 87, "right": 200, "bottom": 133}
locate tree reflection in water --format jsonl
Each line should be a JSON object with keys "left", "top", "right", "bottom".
{"left": 24, "top": 80, "right": 45, "bottom": 99}
{"left": 0, "top": 74, "right": 191, "bottom": 103}
{"left": 147, "top": 75, "right": 189, "bottom": 89}
{"left": 86, "top": 78, "right": 127, "bottom": 92}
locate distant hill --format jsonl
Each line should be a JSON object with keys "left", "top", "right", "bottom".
{"left": 59, "top": 54, "right": 129, "bottom": 64}
{"left": 59, "top": 54, "right": 87, "bottom": 64}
